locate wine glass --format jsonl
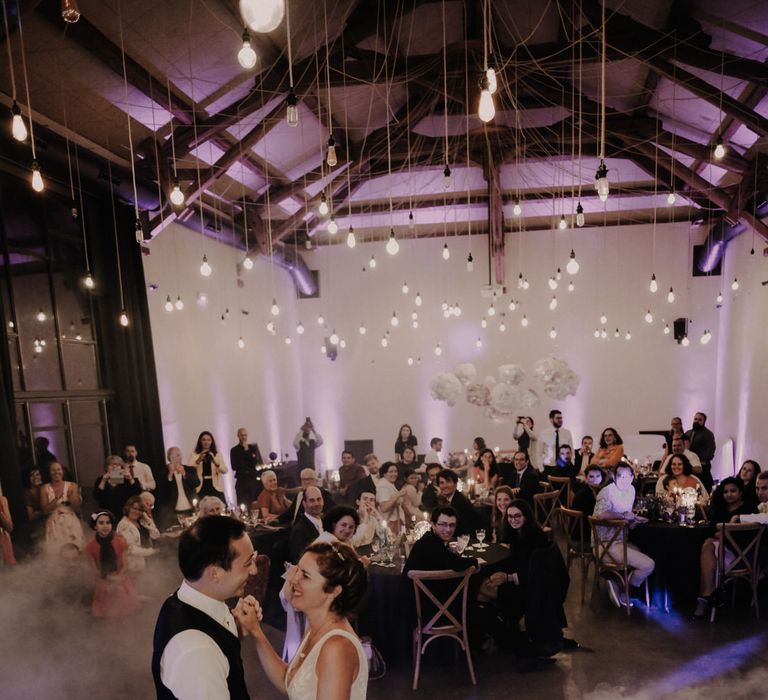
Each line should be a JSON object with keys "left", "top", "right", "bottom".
{"left": 371, "top": 540, "right": 380, "bottom": 563}
{"left": 475, "top": 529, "right": 487, "bottom": 550}
{"left": 456, "top": 534, "right": 470, "bottom": 555}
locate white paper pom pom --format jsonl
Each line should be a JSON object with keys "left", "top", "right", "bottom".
{"left": 429, "top": 372, "right": 464, "bottom": 406}
{"left": 497, "top": 364, "right": 526, "bottom": 385}
{"left": 454, "top": 363, "right": 477, "bottom": 385}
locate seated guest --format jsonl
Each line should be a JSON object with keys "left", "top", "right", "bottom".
{"left": 424, "top": 437, "right": 444, "bottom": 466}
{"left": 482, "top": 500, "right": 570, "bottom": 657}
{"left": 591, "top": 428, "right": 625, "bottom": 469}
{"left": 659, "top": 437, "right": 702, "bottom": 475}
{"left": 349, "top": 454, "right": 381, "bottom": 504}
{"left": 123, "top": 444, "right": 156, "bottom": 492}
{"left": 0, "top": 482, "right": 16, "bottom": 565}
{"left": 436, "top": 469, "right": 476, "bottom": 537}
{"left": 198, "top": 495, "right": 226, "bottom": 517}
{"left": 288, "top": 485, "right": 325, "bottom": 563}
{"left": 572, "top": 466, "right": 608, "bottom": 521}
{"left": 85, "top": 510, "right": 140, "bottom": 617}
{"left": 655, "top": 454, "right": 708, "bottom": 503}
{"left": 401, "top": 470, "right": 425, "bottom": 523}
{"left": 315, "top": 506, "right": 360, "bottom": 546}
{"left": 421, "top": 463, "right": 442, "bottom": 511}
{"left": 159, "top": 446, "right": 199, "bottom": 528}
{"left": 504, "top": 451, "right": 543, "bottom": 507}
{"left": 94, "top": 455, "right": 142, "bottom": 523}
{"left": 138, "top": 491, "right": 162, "bottom": 540}
{"left": 117, "top": 496, "right": 159, "bottom": 574}
{"left": 279, "top": 469, "right": 334, "bottom": 524}
{"left": 395, "top": 423, "right": 418, "bottom": 462}
{"left": 254, "top": 469, "right": 291, "bottom": 521}
{"left": 693, "top": 477, "right": 754, "bottom": 619}
{"left": 350, "top": 489, "right": 383, "bottom": 547}
{"left": 337, "top": 451, "right": 366, "bottom": 504}
{"left": 545, "top": 444, "right": 579, "bottom": 482}
{"left": 24, "top": 467, "right": 45, "bottom": 546}
{"left": 472, "top": 448, "right": 500, "bottom": 488}
{"left": 593, "top": 462, "right": 654, "bottom": 608}
{"left": 490, "top": 486, "right": 515, "bottom": 543}
{"left": 188, "top": 431, "right": 228, "bottom": 499}
{"left": 574, "top": 436, "right": 594, "bottom": 476}
{"left": 377, "top": 462, "right": 406, "bottom": 533}
{"left": 737, "top": 460, "right": 761, "bottom": 512}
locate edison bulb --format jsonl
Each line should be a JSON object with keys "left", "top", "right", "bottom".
{"left": 478, "top": 88, "right": 495, "bottom": 123}
{"left": 11, "top": 103, "right": 27, "bottom": 142}
{"left": 164, "top": 296, "right": 174, "bottom": 312}
{"left": 521, "top": 315, "right": 529, "bottom": 327}
{"left": 84, "top": 273, "right": 95, "bottom": 290}
{"left": 31, "top": 161, "right": 44, "bottom": 192}
{"left": 645, "top": 310, "right": 653, "bottom": 323}
{"left": 119, "top": 311, "right": 129, "bottom": 327}
{"left": 386, "top": 230, "right": 399, "bottom": 255}
{"left": 173, "top": 297, "right": 182, "bottom": 310}
{"left": 415, "top": 293, "right": 422, "bottom": 307}
{"left": 36, "top": 309, "right": 46, "bottom": 322}
{"left": 318, "top": 194, "right": 329, "bottom": 216}
{"left": 548, "top": 277, "right": 558, "bottom": 290}
{"left": 601, "top": 328, "right": 608, "bottom": 339}
{"left": 486, "top": 67, "right": 497, "bottom": 94}
{"left": 599, "top": 313, "right": 607, "bottom": 325}
{"left": 714, "top": 140, "right": 726, "bottom": 160}
{"left": 329, "top": 330, "right": 340, "bottom": 345}
{"left": 716, "top": 292, "right": 723, "bottom": 305}
{"left": 369, "top": 255, "right": 377, "bottom": 269}
{"left": 667, "top": 287, "right": 675, "bottom": 303}
{"left": 701, "top": 329, "right": 712, "bottom": 345}
{"left": 402, "top": 282, "right": 409, "bottom": 294}
{"left": 549, "top": 296, "right": 558, "bottom": 310}
{"left": 200, "top": 255, "right": 212, "bottom": 277}
{"left": 681, "top": 336, "right": 690, "bottom": 347}
{"left": 238, "top": 337, "right": 246, "bottom": 349}
{"left": 326, "top": 135, "right": 337, "bottom": 167}
{"left": 512, "top": 201, "right": 522, "bottom": 216}
{"left": 443, "top": 164, "right": 451, "bottom": 190}
{"left": 522, "top": 278, "right": 530, "bottom": 290}
{"left": 594, "top": 328, "right": 600, "bottom": 338}
{"left": 327, "top": 217, "right": 338, "bottom": 235}
{"left": 475, "top": 337, "right": 483, "bottom": 348}
{"left": 237, "top": 32, "right": 258, "bottom": 69}
{"left": 625, "top": 330, "right": 632, "bottom": 341}
{"left": 391, "top": 312, "right": 399, "bottom": 327}
{"left": 286, "top": 336, "right": 294, "bottom": 346}
{"left": 731, "top": 278, "right": 739, "bottom": 291}
{"left": 407, "top": 356, "right": 414, "bottom": 366}
{"left": 346, "top": 227, "right": 356, "bottom": 248}
{"left": 649, "top": 274, "right": 658, "bottom": 293}
{"left": 499, "top": 321, "right": 506, "bottom": 332}
{"left": 549, "top": 327, "right": 557, "bottom": 339}
{"left": 567, "top": 250, "right": 580, "bottom": 274}
{"left": 568, "top": 281, "right": 574, "bottom": 292}
{"left": 434, "top": 343, "right": 442, "bottom": 356}
{"left": 270, "top": 299, "right": 280, "bottom": 316}
{"left": 408, "top": 211, "right": 415, "bottom": 229}
{"left": 242, "top": 256, "right": 254, "bottom": 270}
{"left": 317, "top": 315, "right": 325, "bottom": 326}
{"left": 266, "top": 321, "right": 275, "bottom": 333}
{"left": 240, "top": 0, "right": 284, "bottom": 32}
{"left": 595, "top": 160, "right": 609, "bottom": 202}
{"left": 381, "top": 337, "right": 388, "bottom": 348}
{"left": 357, "top": 324, "right": 366, "bottom": 336}
{"left": 466, "top": 253, "right": 474, "bottom": 272}
{"left": 286, "top": 91, "right": 299, "bottom": 127}
{"left": 667, "top": 191, "right": 676, "bottom": 205}
{"left": 508, "top": 300, "right": 516, "bottom": 311}
{"left": 488, "top": 304, "right": 496, "bottom": 317}
{"left": 576, "top": 203, "right": 584, "bottom": 228}
{"left": 481, "top": 318, "right": 487, "bottom": 329}
{"left": 664, "top": 324, "right": 670, "bottom": 335}
{"left": 558, "top": 215, "right": 567, "bottom": 230}
{"left": 442, "top": 244, "right": 450, "bottom": 261}
{"left": 296, "top": 322, "right": 305, "bottom": 335}
{"left": 454, "top": 303, "right": 462, "bottom": 317}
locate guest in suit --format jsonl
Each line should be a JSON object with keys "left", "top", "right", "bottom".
{"left": 158, "top": 446, "right": 200, "bottom": 528}
{"left": 506, "top": 451, "right": 543, "bottom": 507}
{"left": 573, "top": 436, "right": 594, "bottom": 476}
{"left": 230, "top": 427, "right": 264, "bottom": 508}
{"left": 421, "top": 463, "right": 443, "bottom": 512}
{"left": 288, "top": 485, "right": 325, "bottom": 562}
{"left": 348, "top": 453, "right": 381, "bottom": 505}
{"left": 436, "top": 469, "right": 476, "bottom": 537}
{"left": 279, "top": 469, "right": 334, "bottom": 525}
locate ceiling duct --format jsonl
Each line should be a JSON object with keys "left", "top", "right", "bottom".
{"left": 696, "top": 199, "right": 768, "bottom": 274}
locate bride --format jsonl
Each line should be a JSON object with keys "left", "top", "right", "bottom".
{"left": 235, "top": 541, "right": 368, "bottom": 699}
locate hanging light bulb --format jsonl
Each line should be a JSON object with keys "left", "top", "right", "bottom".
{"left": 649, "top": 273, "right": 658, "bottom": 293}
{"left": 442, "top": 307, "right": 451, "bottom": 319}
{"left": 407, "top": 356, "right": 414, "bottom": 366}
{"left": 513, "top": 200, "right": 522, "bottom": 216}
{"left": 664, "top": 323, "right": 670, "bottom": 335}
{"left": 566, "top": 249, "right": 580, "bottom": 275}
{"left": 119, "top": 310, "right": 129, "bottom": 327}
{"left": 614, "top": 328, "right": 620, "bottom": 338}
{"left": 499, "top": 320, "right": 506, "bottom": 332}
{"left": 164, "top": 296, "right": 174, "bottom": 312}
{"left": 667, "top": 191, "right": 676, "bottom": 205}
{"left": 415, "top": 292, "right": 422, "bottom": 307}
{"left": 549, "top": 327, "right": 557, "bottom": 339}
{"left": 731, "top": 278, "right": 739, "bottom": 291}
{"left": 508, "top": 300, "right": 516, "bottom": 311}
{"left": 321, "top": 345, "right": 327, "bottom": 355}
{"left": 408, "top": 211, "right": 415, "bottom": 229}
{"left": 412, "top": 320, "right": 419, "bottom": 329}
{"left": 625, "top": 330, "right": 632, "bottom": 341}
{"left": 576, "top": 202, "right": 585, "bottom": 228}
{"left": 83, "top": 272, "right": 95, "bottom": 290}
{"left": 411, "top": 311, "right": 418, "bottom": 320}
{"left": 270, "top": 299, "right": 280, "bottom": 316}
{"left": 475, "top": 337, "right": 483, "bottom": 348}
{"left": 486, "top": 63, "right": 497, "bottom": 94}
{"left": 200, "top": 254, "right": 212, "bottom": 277}
{"left": 238, "top": 337, "right": 246, "bottom": 349}
{"left": 327, "top": 217, "right": 338, "bottom": 235}
{"left": 599, "top": 313, "right": 607, "bottom": 325}
{"left": 381, "top": 336, "right": 389, "bottom": 348}
{"left": 517, "top": 272, "right": 524, "bottom": 288}
{"left": 568, "top": 281, "right": 575, "bottom": 292}
{"left": 61, "top": 0, "right": 81, "bottom": 23}
{"left": 713, "top": 137, "right": 726, "bottom": 160}
{"left": 486, "top": 304, "right": 496, "bottom": 317}
{"left": 197, "top": 292, "right": 208, "bottom": 307}
{"left": 31, "top": 161, "right": 44, "bottom": 193}
{"left": 296, "top": 322, "right": 305, "bottom": 335}
{"left": 369, "top": 255, "right": 377, "bottom": 269}
{"left": 240, "top": 0, "right": 284, "bottom": 32}
{"left": 317, "top": 314, "right": 325, "bottom": 326}
{"left": 10, "top": 102, "right": 27, "bottom": 142}
{"left": 454, "top": 303, "right": 462, "bottom": 317}
{"left": 716, "top": 291, "right": 723, "bottom": 305}
{"left": 386, "top": 229, "right": 399, "bottom": 255}
{"left": 601, "top": 328, "right": 608, "bottom": 339}
{"left": 402, "top": 282, "right": 409, "bottom": 294}
{"left": 329, "top": 329, "right": 340, "bottom": 345}
{"left": 644, "top": 309, "right": 653, "bottom": 323}
{"left": 701, "top": 329, "right": 712, "bottom": 345}
{"left": 521, "top": 315, "right": 529, "bottom": 327}
{"left": 594, "top": 159, "right": 609, "bottom": 202}
{"left": 548, "top": 276, "right": 558, "bottom": 290}
{"left": 481, "top": 317, "right": 488, "bottom": 329}
{"left": 558, "top": 214, "right": 567, "bottom": 230}
{"left": 242, "top": 255, "right": 254, "bottom": 270}
{"left": 681, "top": 335, "right": 690, "bottom": 347}
{"left": 286, "top": 90, "right": 299, "bottom": 127}
{"left": 443, "top": 164, "right": 451, "bottom": 190}
{"left": 466, "top": 252, "right": 474, "bottom": 272}
{"left": 318, "top": 193, "right": 329, "bottom": 216}
{"left": 391, "top": 312, "right": 399, "bottom": 327}
{"left": 358, "top": 324, "right": 366, "bottom": 335}
{"left": 346, "top": 226, "right": 356, "bottom": 248}
{"left": 266, "top": 320, "right": 275, "bottom": 333}
{"left": 667, "top": 287, "right": 675, "bottom": 303}
{"left": 549, "top": 296, "right": 558, "bottom": 311}
{"left": 478, "top": 75, "right": 495, "bottom": 123}
{"left": 169, "top": 179, "right": 185, "bottom": 207}
{"left": 442, "top": 243, "right": 450, "bottom": 260}
{"left": 36, "top": 308, "right": 46, "bottom": 322}
{"left": 338, "top": 338, "right": 345, "bottom": 349}
{"left": 287, "top": 336, "right": 294, "bottom": 346}
{"left": 237, "top": 29, "right": 258, "bottom": 69}
{"left": 134, "top": 219, "right": 145, "bottom": 244}
{"left": 522, "top": 278, "right": 530, "bottom": 290}
{"left": 326, "top": 134, "right": 337, "bottom": 167}
{"left": 434, "top": 343, "right": 442, "bottom": 356}
{"left": 594, "top": 328, "right": 600, "bottom": 339}
{"left": 556, "top": 267, "right": 562, "bottom": 281}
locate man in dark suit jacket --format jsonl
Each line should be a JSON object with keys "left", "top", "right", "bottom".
{"left": 288, "top": 485, "right": 324, "bottom": 562}
{"left": 573, "top": 436, "right": 594, "bottom": 477}
{"left": 509, "top": 451, "right": 543, "bottom": 507}
{"left": 420, "top": 463, "right": 443, "bottom": 513}
{"left": 278, "top": 469, "right": 335, "bottom": 525}
{"left": 436, "top": 469, "right": 477, "bottom": 537}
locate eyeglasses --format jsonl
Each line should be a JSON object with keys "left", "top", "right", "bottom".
{"left": 507, "top": 513, "right": 524, "bottom": 520}
{"left": 435, "top": 521, "right": 456, "bottom": 529}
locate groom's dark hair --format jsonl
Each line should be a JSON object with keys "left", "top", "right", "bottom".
{"left": 178, "top": 516, "right": 245, "bottom": 581}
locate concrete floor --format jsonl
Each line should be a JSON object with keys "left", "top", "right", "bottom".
{"left": 1, "top": 547, "right": 765, "bottom": 700}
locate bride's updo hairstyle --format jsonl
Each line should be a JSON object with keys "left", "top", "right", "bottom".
{"left": 303, "top": 541, "right": 368, "bottom": 618}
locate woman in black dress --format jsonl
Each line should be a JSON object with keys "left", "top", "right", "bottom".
{"left": 394, "top": 424, "right": 418, "bottom": 462}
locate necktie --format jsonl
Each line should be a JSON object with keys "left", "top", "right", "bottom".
{"left": 554, "top": 429, "right": 560, "bottom": 463}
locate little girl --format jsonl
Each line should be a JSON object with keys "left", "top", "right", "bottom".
{"left": 84, "top": 510, "right": 140, "bottom": 617}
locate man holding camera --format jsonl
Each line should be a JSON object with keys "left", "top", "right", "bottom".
{"left": 293, "top": 418, "right": 323, "bottom": 470}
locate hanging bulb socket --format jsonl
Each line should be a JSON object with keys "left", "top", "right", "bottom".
{"left": 83, "top": 272, "right": 95, "bottom": 290}
{"left": 442, "top": 243, "right": 450, "bottom": 261}
{"left": 566, "top": 249, "right": 580, "bottom": 275}
{"left": 237, "top": 29, "right": 258, "bottom": 69}
{"left": 134, "top": 218, "right": 145, "bottom": 244}
{"left": 346, "top": 225, "right": 356, "bottom": 248}
{"left": 318, "top": 192, "right": 329, "bottom": 216}
{"left": 575, "top": 202, "right": 584, "bottom": 228}
{"left": 649, "top": 273, "right": 658, "bottom": 293}
{"left": 512, "top": 200, "right": 522, "bottom": 216}
{"left": 466, "top": 252, "right": 474, "bottom": 272}
{"left": 61, "top": 0, "right": 81, "bottom": 23}
{"left": 443, "top": 164, "right": 451, "bottom": 190}
{"left": 31, "top": 160, "right": 44, "bottom": 193}
{"left": 164, "top": 296, "right": 174, "bottom": 313}
{"left": 326, "top": 134, "right": 337, "bottom": 167}
{"left": 595, "top": 160, "right": 609, "bottom": 202}
{"left": 408, "top": 211, "right": 415, "bottom": 229}
{"left": 558, "top": 214, "right": 567, "bottom": 230}
{"left": 713, "top": 137, "right": 726, "bottom": 160}
{"left": 170, "top": 179, "right": 185, "bottom": 206}
{"left": 386, "top": 229, "right": 399, "bottom": 255}
{"left": 199, "top": 254, "right": 212, "bottom": 277}
{"left": 286, "top": 90, "right": 299, "bottom": 127}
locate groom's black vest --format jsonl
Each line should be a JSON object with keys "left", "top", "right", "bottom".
{"left": 151, "top": 592, "right": 250, "bottom": 699}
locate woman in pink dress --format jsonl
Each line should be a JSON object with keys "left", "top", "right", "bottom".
{"left": 84, "top": 510, "right": 140, "bottom": 618}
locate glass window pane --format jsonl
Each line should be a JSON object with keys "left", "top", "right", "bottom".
{"left": 7, "top": 337, "right": 21, "bottom": 392}
{"left": 54, "top": 273, "right": 94, "bottom": 342}
{"left": 29, "top": 403, "right": 70, "bottom": 477}
{"left": 69, "top": 400, "right": 102, "bottom": 426}
{"left": 71, "top": 422, "right": 107, "bottom": 487}
{"left": 62, "top": 341, "right": 99, "bottom": 390}
{"left": 15, "top": 403, "right": 34, "bottom": 473}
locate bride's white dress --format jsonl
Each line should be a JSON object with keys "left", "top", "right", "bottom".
{"left": 286, "top": 629, "right": 368, "bottom": 699}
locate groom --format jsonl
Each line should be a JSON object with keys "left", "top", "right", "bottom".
{"left": 152, "top": 516, "right": 258, "bottom": 699}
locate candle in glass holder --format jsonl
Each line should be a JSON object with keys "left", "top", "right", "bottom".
{"left": 192, "top": 498, "right": 198, "bottom": 510}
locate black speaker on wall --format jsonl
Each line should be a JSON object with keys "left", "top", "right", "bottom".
{"left": 673, "top": 317, "right": 688, "bottom": 343}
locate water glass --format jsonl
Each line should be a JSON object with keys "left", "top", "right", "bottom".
{"left": 475, "top": 529, "right": 487, "bottom": 549}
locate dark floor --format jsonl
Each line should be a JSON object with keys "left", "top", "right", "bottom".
{"left": 1, "top": 546, "right": 766, "bottom": 700}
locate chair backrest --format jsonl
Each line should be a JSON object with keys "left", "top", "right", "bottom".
{"left": 588, "top": 516, "right": 628, "bottom": 570}
{"left": 539, "top": 481, "right": 553, "bottom": 492}
{"left": 533, "top": 491, "right": 560, "bottom": 529}
{"left": 407, "top": 567, "right": 477, "bottom": 634}
{"left": 548, "top": 476, "right": 572, "bottom": 507}
{"left": 560, "top": 507, "right": 586, "bottom": 551}
{"left": 716, "top": 522, "right": 764, "bottom": 577}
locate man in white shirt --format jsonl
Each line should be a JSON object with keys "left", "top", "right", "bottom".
{"left": 124, "top": 444, "right": 157, "bottom": 492}
{"left": 153, "top": 515, "right": 257, "bottom": 699}
{"left": 593, "top": 463, "right": 655, "bottom": 608}
{"left": 424, "top": 437, "right": 444, "bottom": 465}
{"left": 538, "top": 410, "right": 574, "bottom": 470}
{"left": 659, "top": 437, "right": 702, "bottom": 474}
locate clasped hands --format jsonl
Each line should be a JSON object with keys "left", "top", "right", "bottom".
{"left": 232, "top": 595, "right": 263, "bottom": 637}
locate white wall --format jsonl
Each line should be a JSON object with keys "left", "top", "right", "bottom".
{"left": 143, "top": 219, "right": 731, "bottom": 491}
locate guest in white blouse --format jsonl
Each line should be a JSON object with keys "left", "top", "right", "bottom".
{"left": 117, "top": 496, "right": 159, "bottom": 573}
{"left": 376, "top": 462, "right": 405, "bottom": 533}
{"left": 350, "top": 489, "right": 383, "bottom": 547}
